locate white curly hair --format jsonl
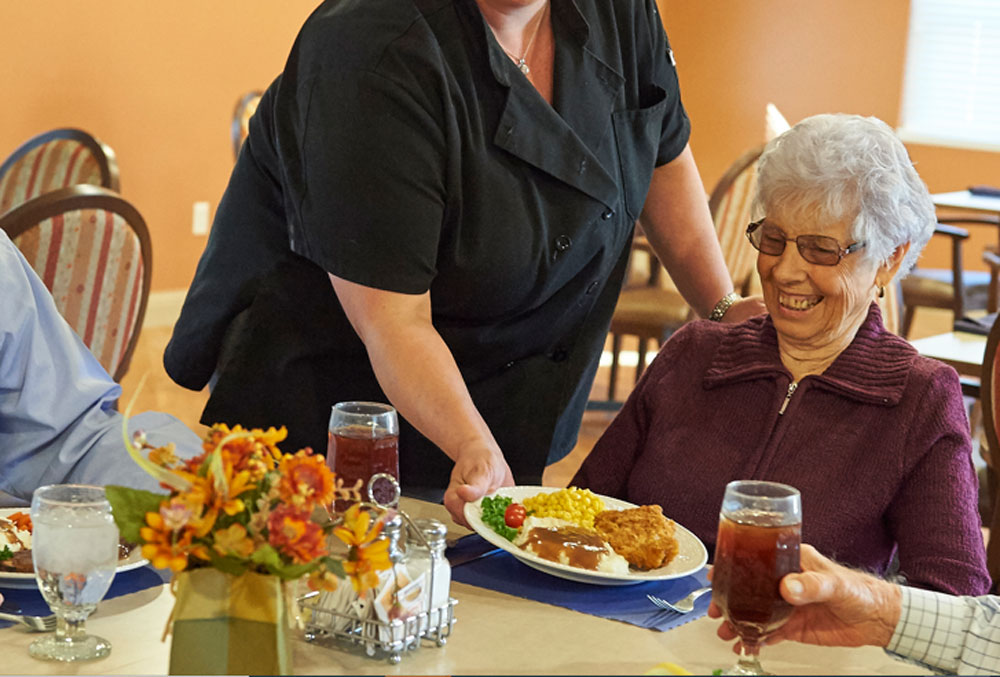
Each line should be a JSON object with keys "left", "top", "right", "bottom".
{"left": 753, "top": 113, "right": 936, "bottom": 276}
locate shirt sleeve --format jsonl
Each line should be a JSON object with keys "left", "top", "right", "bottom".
{"left": 887, "top": 586, "right": 1000, "bottom": 675}
{"left": 283, "top": 66, "right": 447, "bottom": 294}
{"left": 0, "top": 232, "right": 202, "bottom": 501}
{"left": 643, "top": 0, "right": 691, "bottom": 166}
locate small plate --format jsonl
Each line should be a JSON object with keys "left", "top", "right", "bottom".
{"left": 463, "top": 486, "right": 708, "bottom": 586}
{"left": 0, "top": 508, "right": 148, "bottom": 589}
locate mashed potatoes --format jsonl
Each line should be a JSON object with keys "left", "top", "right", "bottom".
{"left": 513, "top": 516, "right": 629, "bottom": 574}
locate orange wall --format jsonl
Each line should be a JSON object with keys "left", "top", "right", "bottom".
{"left": 2, "top": 1, "right": 998, "bottom": 291}
{"left": 0, "top": 1, "right": 318, "bottom": 290}
{"left": 659, "top": 0, "right": 1000, "bottom": 271}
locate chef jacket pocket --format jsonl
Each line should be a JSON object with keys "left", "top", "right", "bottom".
{"left": 612, "top": 86, "right": 668, "bottom": 221}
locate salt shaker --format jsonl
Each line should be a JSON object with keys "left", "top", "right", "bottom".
{"left": 407, "top": 517, "right": 451, "bottom": 628}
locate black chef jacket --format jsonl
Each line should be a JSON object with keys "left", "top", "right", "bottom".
{"left": 165, "top": 0, "right": 690, "bottom": 501}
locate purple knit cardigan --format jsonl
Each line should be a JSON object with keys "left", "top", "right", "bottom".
{"left": 573, "top": 304, "right": 990, "bottom": 595}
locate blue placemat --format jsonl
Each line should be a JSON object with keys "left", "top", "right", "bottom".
{"left": 0, "top": 565, "right": 169, "bottom": 628}
{"left": 452, "top": 544, "right": 710, "bottom": 631}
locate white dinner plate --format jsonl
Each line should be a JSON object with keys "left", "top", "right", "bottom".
{"left": 0, "top": 507, "right": 148, "bottom": 589}
{"left": 463, "top": 486, "right": 708, "bottom": 586}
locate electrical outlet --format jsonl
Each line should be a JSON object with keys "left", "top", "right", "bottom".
{"left": 192, "top": 201, "right": 211, "bottom": 235}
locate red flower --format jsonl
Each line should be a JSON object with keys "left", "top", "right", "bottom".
{"left": 267, "top": 506, "right": 327, "bottom": 564}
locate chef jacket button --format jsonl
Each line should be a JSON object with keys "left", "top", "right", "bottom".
{"left": 578, "top": 158, "right": 587, "bottom": 174}
{"left": 505, "top": 125, "right": 514, "bottom": 138}
{"left": 586, "top": 280, "right": 600, "bottom": 295}
{"left": 504, "top": 361, "right": 515, "bottom": 370}
{"left": 601, "top": 208, "right": 614, "bottom": 220}
{"left": 555, "top": 235, "right": 572, "bottom": 251}
{"left": 551, "top": 348, "right": 568, "bottom": 362}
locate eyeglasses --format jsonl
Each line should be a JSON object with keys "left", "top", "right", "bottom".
{"left": 745, "top": 220, "right": 865, "bottom": 266}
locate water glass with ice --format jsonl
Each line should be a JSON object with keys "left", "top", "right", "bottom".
{"left": 29, "top": 484, "right": 119, "bottom": 662}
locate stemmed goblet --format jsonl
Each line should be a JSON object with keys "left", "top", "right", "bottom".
{"left": 712, "top": 480, "right": 802, "bottom": 675}
{"left": 29, "top": 484, "right": 119, "bottom": 662}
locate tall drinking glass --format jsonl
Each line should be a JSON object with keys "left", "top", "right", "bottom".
{"left": 712, "top": 480, "right": 801, "bottom": 676}
{"left": 327, "top": 401, "right": 399, "bottom": 510}
{"left": 29, "top": 484, "right": 118, "bottom": 662}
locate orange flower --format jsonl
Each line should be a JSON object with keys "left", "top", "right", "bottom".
{"left": 7, "top": 511, "right": 31, "bottom": 532}
{"left": 277, "top": 449, "right": 335, "bottom": 510}
{"left": 267, "top": 506, "right": 327, "bottom": 564}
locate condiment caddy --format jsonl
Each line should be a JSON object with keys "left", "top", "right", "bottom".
{"left": 299, "top": 478, "right": 457, "bottom": 664}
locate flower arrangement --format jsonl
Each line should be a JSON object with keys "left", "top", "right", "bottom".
{"left": 105, "top": 422, "right": 392, "bottom": 594}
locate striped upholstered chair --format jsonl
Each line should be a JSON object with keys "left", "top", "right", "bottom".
{"left": 231, "top": 90, "right": 263, "bottom": 160}
{"left": 0, "top": 128, "right": 120, "bottom": 217}
{"left": 0, "top": 185, "right": 151, "bottom": 382}
{"left": 601, "top": 145, "right": 764, "bottom": 402}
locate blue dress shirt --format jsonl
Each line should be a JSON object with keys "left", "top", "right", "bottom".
{"left": 0, "top": 230, "right": 201, "bottom": 502}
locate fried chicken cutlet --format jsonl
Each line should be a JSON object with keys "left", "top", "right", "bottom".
{"left": 593, "top": 505, "right": 679, "bottom": 570}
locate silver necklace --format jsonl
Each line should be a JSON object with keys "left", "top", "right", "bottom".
{"left": 497, "top": 3, "right": 548, "bottom": 75}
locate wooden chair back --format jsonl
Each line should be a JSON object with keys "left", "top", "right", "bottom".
{"left": 231, "top": 91, "right": 263, "bottom": 160}
{"left": 0, "top": 185, "right": 151, "bottom": 382}
{"left": 0, "top": 128, "right": 120, "bottom": 216}
{"left": 708, "top": 145, "right": 765, "bottom": 297}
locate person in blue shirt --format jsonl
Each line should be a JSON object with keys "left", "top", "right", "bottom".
{"left": 0, "top": 229, "right": 201, "bottom": 505}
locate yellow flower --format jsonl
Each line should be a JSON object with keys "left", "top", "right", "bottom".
{"left": 333, "top": 504, "right": 385, "bottom": 547}
{"left": 139, "top": 512, "right": 191, "bottom": 572}
{"left": 212, "top": 523, "right": 255, "bottom": 558}
{"left": 343, "top": 538, "right": 391, "bottom": 593}
{"left": 307, "top": 568, "right": 340, "bottom": 593}
{"left": 148, "top": 442, "right": 180, "bottom": 468}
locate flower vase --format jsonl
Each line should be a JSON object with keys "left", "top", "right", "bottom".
{"left": 168, "top": 568, "right": 293, "bottom": 675}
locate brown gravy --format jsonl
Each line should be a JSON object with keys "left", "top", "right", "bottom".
{"left": 520, "top": 526, "right": 608, "bottom": 571}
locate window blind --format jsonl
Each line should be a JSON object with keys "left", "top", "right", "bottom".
{"left": 899, "top": 0, "right": 1000, "bottom": 150}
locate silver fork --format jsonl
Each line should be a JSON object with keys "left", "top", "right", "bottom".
{"left": 647, "top": 586, "right": 712, "bottom": 614}
{"left": 0, "top": 611, "right": 57, "bottom": 632}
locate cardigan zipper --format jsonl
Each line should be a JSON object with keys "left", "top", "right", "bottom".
{"left": 778, "top": 382, "right": 798, "bottom": 415}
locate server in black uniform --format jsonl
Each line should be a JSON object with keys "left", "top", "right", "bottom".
{"left": 165, "top": 0, "right": 764, "bottom": 524}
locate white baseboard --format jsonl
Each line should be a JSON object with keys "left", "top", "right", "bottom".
{"left": 144, "top": 289, "right": 187, "bottom": 328}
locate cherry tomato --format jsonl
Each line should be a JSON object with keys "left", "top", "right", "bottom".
{"left": 504, "top": 503, "right": 527, "bottom": 528}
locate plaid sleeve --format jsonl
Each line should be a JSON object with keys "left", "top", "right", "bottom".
{"left": 886, "top": 586, "right": 1000, "bottom": 675}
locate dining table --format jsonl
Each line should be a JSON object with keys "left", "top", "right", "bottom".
{"left": 0, "top": 497, "right": 929, "bottom": 676}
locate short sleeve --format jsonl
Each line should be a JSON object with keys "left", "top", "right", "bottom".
{"left": 286, "top": 68, "right": 448, "bottom": 294}
{"left": 645, "top": 0, "right": 690, "bottom": 166}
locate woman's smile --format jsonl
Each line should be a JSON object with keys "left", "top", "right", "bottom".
{"left": 777, "top": 292, "right": 822, "bottom": 312}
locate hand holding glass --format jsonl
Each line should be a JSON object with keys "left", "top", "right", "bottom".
{"left": 712, "top": 480, "right": 801, "bottom": 676}
{"left": 327, "top": 401, "right": 400, "bottom": 510}
{"left": 29, "top": 484, "right": 119, "bottom": 662}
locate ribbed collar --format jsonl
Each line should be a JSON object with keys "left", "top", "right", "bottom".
{"left": 703, "top": 304, "right": 917, "bottom": 406}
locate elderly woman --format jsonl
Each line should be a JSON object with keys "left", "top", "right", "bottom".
{"left": 573, "top": 114, "right": 990, "bottom": 595}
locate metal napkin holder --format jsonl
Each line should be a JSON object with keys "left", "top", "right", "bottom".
{"left": 299, "top": 474, "right": 457, "bottom": 664}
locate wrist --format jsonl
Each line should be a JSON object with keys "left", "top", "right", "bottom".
{"left": 708, "top": 291, "right": 741, "bottom": 321}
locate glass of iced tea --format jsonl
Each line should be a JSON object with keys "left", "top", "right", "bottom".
{"left": 712, "top": 480, "right": 801, "bottom": 676}
{"left": 327, "top": 401, "right": 399, "bottom": 510}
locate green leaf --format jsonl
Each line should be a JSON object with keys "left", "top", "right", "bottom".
{"left": 208, "top": 552, "right": 250, "bottom": 576}
{"left": 268, "top": 561, "right": 317, "bottom": 580}
{"left": 250, "top": 544, "right": 282, "bottom": 569}
{"left": 105, "top": 485, "right": 168, "bottom": 544}
{"left": 0, "top": 545, "right": 12, "bottom": 562}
